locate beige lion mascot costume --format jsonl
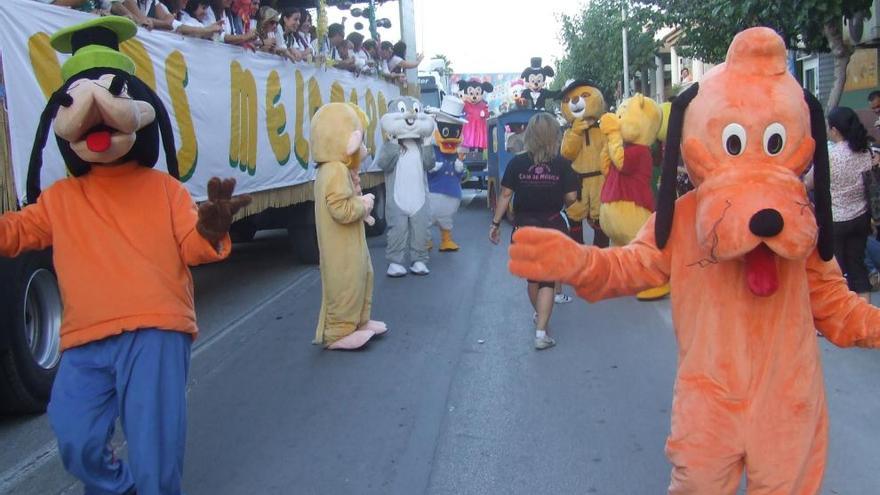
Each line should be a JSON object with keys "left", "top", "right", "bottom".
{"left": 559, "top": 79, "right": 609, "bottom": 247}
{"left": 510, "top": 27, "right": 880, "bottom": 493}
{"left": 311, "top": 102, "right": 387, "bottom": 350}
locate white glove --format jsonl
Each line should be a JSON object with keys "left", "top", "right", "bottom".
{"left": 430, "top": 161, "right": 444, "bottom": 173}
{"left": 361, "top": 193, "right": 375, "bottom": 214}
{"left": 454, "top": 159, "right": 465, "bottom": 173}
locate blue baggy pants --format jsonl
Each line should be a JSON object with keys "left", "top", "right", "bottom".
{"left": 47, "top": 329, "right": 191, "bottom": 495}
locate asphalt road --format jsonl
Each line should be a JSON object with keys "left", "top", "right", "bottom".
{"left": 2, "top": 191, "right": 880, "bottom": 494}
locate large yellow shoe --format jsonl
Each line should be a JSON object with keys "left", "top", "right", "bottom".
{"left": 439, "top": 229, "right": 460, "bottom": 252}
{"left": 636, "top": 284, "right": 670, "bottom": 301}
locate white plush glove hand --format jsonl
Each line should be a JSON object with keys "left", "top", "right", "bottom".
{"left": 454, "top": 159, "right": 465, "bottom": 173}
{"left": 361, "top": 193, "right": 375, "bottom": 216}
{"left": 430, "top": 161, "right": 444, "bottom": 173}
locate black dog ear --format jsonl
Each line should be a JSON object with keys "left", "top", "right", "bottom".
{"left": 26, "top": 97, "right": 61, "bottom": 204}
{"left": 655, "top": 82, "right": 699, "bottom": 249}
{"left": 481, "top": 82, "right": 494, "bottom": 93}
{"left": 142, "top": 80, "right": 180, "bottom": 180}
{"left": 803, "top": 89, "right": 834, "bottom": 261}
{"left": 543, "top": 66, "right": 555, "bottom": 78}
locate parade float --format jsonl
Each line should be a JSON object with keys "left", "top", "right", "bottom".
{"left": 0, "top": 0, "right": 411, "bottom": 412}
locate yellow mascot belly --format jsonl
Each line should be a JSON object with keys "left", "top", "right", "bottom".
{"left": 599, "top": 201, "right": 651, "bottom": 246}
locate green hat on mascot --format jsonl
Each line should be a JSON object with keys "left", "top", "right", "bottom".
{"left": 51, "top": 16, "right": 138, "bottom": 82}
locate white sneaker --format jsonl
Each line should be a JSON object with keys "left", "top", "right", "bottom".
{"left": 410, "top": 261, "right": 430, "bottom": 275}
{"left": 386, "top": 263, "right": 407, "bottom": 277}
{"left": 535, "top": 335, "right": 556, "bottom": 350}
{"left": 554, "top": 294, "right": 573, "bottom": 304}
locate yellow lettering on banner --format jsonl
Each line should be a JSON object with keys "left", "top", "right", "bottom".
{"left": 28, "top": 33, "right": 62, "bottom": 99}
{"left": 378, "top": 91, "right": 388, "bottom": 117}
{"left": 330, "top": 81, "right": 345, "bottom": 103}
{"left": 165, "top": 51, "right": 198, "bottom": 181}
{"left": 229, "top": 61, "right": 257, "bottom": 176}
{"left": 364, "top": 89, "right": 377, "bottom": 156}
{"left": 293, "top": 70, "right": 309, "bottom": 168}
{"left": 266, "top": 70, "right": 291, "bottom": 166}
{"left": 120, "top": 39, "right": 156, "bottom": 91}
{"left": 309, "top": 78, "right": 323, "bottom": 117}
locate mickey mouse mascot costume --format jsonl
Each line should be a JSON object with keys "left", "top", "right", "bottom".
{"left": 0, "top": 17, "right": 250, "bottom": 494}
{"left": 520, "top": 57, "right": 558, "bottom": 110}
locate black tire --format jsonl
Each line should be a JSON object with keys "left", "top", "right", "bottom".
{"left": 0, "top": 250, "right": 62, "bottom": 414}
{"left": 229, "top": 218, "right": 257, "bottom": 243}
{"left": 288, "top": 224, "right": 320, "bottom": 264}
{"left": 364, "top": 184, "right": 387, "bottom": 237}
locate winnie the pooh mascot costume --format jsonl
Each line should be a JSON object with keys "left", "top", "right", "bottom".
{"left": 509, "top": 27, "right": 880, "bottom": 493}
{"left": 597, "top": 93, "right": 670, "bottom": 300}
{"left": 3, "top": 17, "right": 250, "bottom": 494}
{"left": 559, "top": 79, "right": 609, "bottom": 247}
{"left": 311, "top": 102, "right": 387, "bottom": 350}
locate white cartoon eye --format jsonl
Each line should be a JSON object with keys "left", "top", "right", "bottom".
{"left": 441, "top": 127, "right": 449, "bottom": 137}
{"left": 721, "top": 123, "right": 747, "bottom": 156}
{"left": 763, "top": 122, "right": 786, "bottom": 156}
{"left": 397, "top": 101, "right": 407, "bottom": 113}
{"left": 413, "top": 102, "right": 421, "bottom": 113}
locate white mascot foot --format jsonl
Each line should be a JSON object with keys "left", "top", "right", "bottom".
{"left": 410, "top": 261, "right": 430, "bottom": 275}
{"left": 326, "top": 329, "right": 375, "bottom": 350}
{"left": 387, "top": 263, "right": 407, "bottom": 278}
{"left": 360, "top": 320, "right": 388, "bottom": 336}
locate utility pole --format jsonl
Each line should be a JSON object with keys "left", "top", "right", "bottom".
{"left": 398, "top": 0, "right": 418, "bottom": 94}
{"left": 622, "top": 1, "right": 630, "bottom": 98}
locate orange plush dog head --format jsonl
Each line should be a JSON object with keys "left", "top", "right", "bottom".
{"left": 655, "top": 27, "right": 833, "bottom": 296}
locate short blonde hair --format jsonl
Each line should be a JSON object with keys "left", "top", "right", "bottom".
{"left": 523, "top": 113, "right": 561, "bottom": 164}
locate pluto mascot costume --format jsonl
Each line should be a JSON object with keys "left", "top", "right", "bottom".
{"left": 311, "top": 102, "right": 387, "bottom": 350}
{"left": 559, "top": 79, "right": 609, "bottom": 247}
{"left": 2, "top": 17, "right": 249, "bottom": 494}
{"left": 376, "top": 96, "right": 435, "bottom": 277}
{"left": 427, "top": 95, "right": 468, "bottom": 251}
{"left": 510, "top": 27, "right": 880, "bottom": 494}
{"left": 597, "top": 93, "right": 670, "bottom": 300}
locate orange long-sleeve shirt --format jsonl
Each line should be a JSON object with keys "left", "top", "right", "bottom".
{"left": 0, "top": 163, "right": 230, "bottom": 350}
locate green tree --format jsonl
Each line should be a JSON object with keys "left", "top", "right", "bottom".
{"left": 431, "top": 53, "right": 454, "bottom": 77}
{"left": 555, "top": 0, "right": 660, "bottom": 105}
{"left": 637, "top": 0, "right": 873, "bottom": 108}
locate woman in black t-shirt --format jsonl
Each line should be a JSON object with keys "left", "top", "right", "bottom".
{"left": 490, "top": 112, "right": 578, "bottom": 350}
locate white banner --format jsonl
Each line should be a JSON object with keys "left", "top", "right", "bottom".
{"left": 0, "top": 0, "right": 398, "bottom": 203}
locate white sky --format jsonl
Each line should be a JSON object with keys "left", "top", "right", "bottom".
{"left": 325, "top": 0, "right": 588, "bottom": 74}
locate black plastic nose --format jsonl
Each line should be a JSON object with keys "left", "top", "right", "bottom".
{"left": 749, "top": 209, "right": 784, "bottom": 237}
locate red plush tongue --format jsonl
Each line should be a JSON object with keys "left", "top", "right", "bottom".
{"left": 86, "top": 131, "right": 112, "bottom": 152}
{"left": 744, "top": 243, "right": 778, "bottom": 297}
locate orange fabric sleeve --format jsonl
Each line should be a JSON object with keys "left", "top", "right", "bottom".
{"left": 807, "top": 252, "right": 880, "bottom": 348}
{"left": 568, "top": 214, "right": 671, "bottom": 301}
{"left": 0, "top": 198, "right": 53, "bottom": 257}
{"left": 169, "top": 180, "right": 231, "bottom": 266}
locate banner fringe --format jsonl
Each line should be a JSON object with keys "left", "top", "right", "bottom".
{"left": 232, "top": 171, "right": 384, "bottom": 220}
